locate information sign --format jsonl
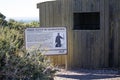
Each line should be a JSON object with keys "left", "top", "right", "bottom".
{"left": 25, "top": 27, "right": 67, "bottom": 55}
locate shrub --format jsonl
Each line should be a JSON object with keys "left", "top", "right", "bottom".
{"left": 1, "top": 50, "right": 56, "bottom": 80}
{"left": 0, "top": 27, "right": 57, "bottom": 80}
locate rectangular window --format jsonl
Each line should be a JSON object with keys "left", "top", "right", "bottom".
{"left": 73, "top": 12, "right": 100, "bottom": 30}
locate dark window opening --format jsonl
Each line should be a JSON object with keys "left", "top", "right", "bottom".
{"left": 73, "top": 12, "right": 100, "bottom": 30}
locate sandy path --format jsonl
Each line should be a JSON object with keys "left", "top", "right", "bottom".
{"left": 54, "top": 69, "right": 120, "bottom": 80}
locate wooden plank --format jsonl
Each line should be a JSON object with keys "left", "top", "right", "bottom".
{"left": 99, "top": 0, "right": 105, "bottom": 68}
{"left": 50, "top": 1, "right": 54, "bottom": 26}
{"left": 104, "top": 0, "right": 109, "bottom": 67}
{"left": 45, "top": 2, "right": 49, "bottom": 27}
{"left": 112, "top": 0, "right": 120, "bottom": 67}
{"left": 118, "top": 0, "right": 120, "bottom": 67}
{"left": 40, "top": 3, "right": 46, "bottom": 26}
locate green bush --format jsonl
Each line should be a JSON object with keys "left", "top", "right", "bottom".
{"left": 1, "top": 50, "right": 56, "bottom": 80}
{"left": 0, "top": 27, "right": 57, "bottom": 80}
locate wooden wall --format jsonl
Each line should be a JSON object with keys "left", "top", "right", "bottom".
{"left": 72, "top": 0, "right": 109, "bottom": 68}
{"left": 109, "top": 0, "right": 120, "bottom": 68}
{"left": 37, "top": 0, "right": 120, "bottom": 69}
{"left": 37, "top": 0, "right": 74, "bottom": 69}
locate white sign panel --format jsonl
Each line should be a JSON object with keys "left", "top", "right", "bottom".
{"left": 25, "top": 27, "right": 67, "bottom": 55}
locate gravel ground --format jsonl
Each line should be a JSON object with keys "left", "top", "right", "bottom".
{"left": 54, "top": 69, "right": 120, "bottom": 80}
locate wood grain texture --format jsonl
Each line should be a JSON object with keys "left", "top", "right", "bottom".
{"left": 109, "top": 0, "right": 120, "bottom": 67}
{"left": 37, "top": 0, "right": 120, "bottom": 69}
{"left": 72, "top": 0, "right": 109, "bottom": 68}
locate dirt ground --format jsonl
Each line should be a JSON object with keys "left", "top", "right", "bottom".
{"left": 54, "top": 69, "right": 120, "bottom": 80}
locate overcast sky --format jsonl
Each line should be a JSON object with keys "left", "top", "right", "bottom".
{"left": 0, "top": 0, "right": 54, "bottom": 19}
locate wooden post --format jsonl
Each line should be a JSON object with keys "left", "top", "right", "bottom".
{"left": 65, "top": 55, "right": 68, "bottom": 70}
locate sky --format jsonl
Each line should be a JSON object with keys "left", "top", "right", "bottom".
{"left": 0, "top": 0, "right": 54, "bottom": 20}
